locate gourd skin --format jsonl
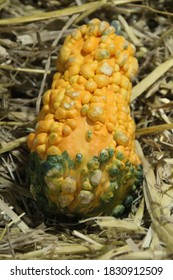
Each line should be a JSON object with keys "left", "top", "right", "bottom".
{"left": 27, "top": 18, "right": 143, "bottom": 218}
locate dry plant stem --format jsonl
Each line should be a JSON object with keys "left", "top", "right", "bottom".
{"left": 0, "top": 1, "right": 143, "bottom": 26}
{"left": 72, "top": 230, "right": 103, "bottom": 248}
{"left": 75, "top": 0, "right": 82, "bottom": 5}
{"left": 0, "top": 1, "right": 106, "bottom": 25}
{"left": 144, "top": 179, "right": 173, "bottom": 253}
{"left": 97, "top": 245, "right": 131, "bottom": 260}
{"left": 155, "top": 26, "right": 173, "bottom": 47}
{"left": 16, "top": 243, "right": 103, "bottom": 259}
{"left": 137, "top": 142, "right": 173, "bottom": 254}
{"left": 119, "top": 249, "right": 169, "bottom": 260}
{"left": 142, "top": 226, "right": 153, "bottom": 249}
{"left": 136, "top": 123, "right": 173, "bottom": 136}
{"left": 0, "top": 177, "right": 32, "bottom": 198}
{"left": 94, "top": 217, "right": 146, "bottom": 233}
{"left": 131, "top": 58, "right": 173, "bottom": 101}
{"left": 111, "top": 0, "right": 142, "bottom": 3}
{"left": 0, "top": 0, "right": 9, "bottom": 10}
{"left": 0, "top": 65, "right": 50, "bottom": 74}
{"left": 0, "top": 198, "right": 29, "bottom": 234}
{"left": 133, "top": 198, "right": 144, "bottom": 226}
{"left": 0, "top": 121, "right": 30, "bottom": 126}
{"left": 74, "top": 1, "right": 106, "bottom": 24}
{"left": 126, "top": 238, "right": 139, "bottom": 252}
{"left": 117, "top": 14, "right": 141, "bottom": 46}
{"left": 0, "top": 136, "right": 27, "bottom": 154}
{"left": 131, "top": 3, "right": 173, "bottom": 17}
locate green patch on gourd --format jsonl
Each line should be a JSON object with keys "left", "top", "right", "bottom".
{"left": 27, "top": 151, "right": 143, "bottom": 219}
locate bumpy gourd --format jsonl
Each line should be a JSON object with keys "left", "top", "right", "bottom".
{"left": 27, "top": 18, "right": 143, "bottom": 218}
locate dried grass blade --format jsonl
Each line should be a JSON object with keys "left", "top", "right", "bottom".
{"left": 0, "top": 1, "right": 105, "bottom": 25}
{"left": 119, "top": 249, "right": 169, "bottom": 260}
{"left": 142, "top": 226, "right": 153, "bottom": 249}
{"left": 0, "top": 198, "right": 29, "bottom": 233}
{"left": 72, "top": 230, "right": 103, "bottom": 249}
{"left": 95, "top": 217, "right": 145, "bottom": 233}
{"left": 142, "top": 154, "right": 173, "bottom": 252}
{"left": 111, "top": 0, "right": 143, "bottom": 4}
{"left": 98, "top": 244, "right": 131, "bottom": 260}
{"left": 74, "top": 0, "right": 106, "bottom": 24}
{"left": 16, "top": 243, "right": 103, "bottom": 259}
{"left": 133, "top": 198, "right": 144, "bottom": 226}
{"left": 131, "top": 58, "right": 173, "bottom": 101}
{"left": 0, "top": 121, "right": 29, "bottom": 126}
{"left": 118, "top": 14, "right": 141, "bottom": 46}
{"left": 136, "top": 123, "right": 173, "bottom": 135}
{"left": 0, "top": 136, "right": 27, "bottom": 154}
{"left": 131, "top": 3, "right": 173, "bottom": 17}
{"left": 144, "top": 171, "right": 173, "bottom": 235}
{"left": 126, "top": 238, "right": 139, "bottom": 252}
{"left": 0, "top": 65, "right": 50, "bottom": 74}
{"left": 0, "top": 177, "right": 32, "bottom": 197}
{"left": 0, "top": 0, "right": 9, "bottom": 10}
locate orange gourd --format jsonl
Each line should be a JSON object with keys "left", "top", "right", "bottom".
{"left": 27, "top": 18, "right": 143, "bottom": 218}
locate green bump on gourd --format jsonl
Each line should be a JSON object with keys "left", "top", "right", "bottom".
{"left": 123, "top": 195, "right": 133, "bottom": 209}
{"left": 112, "top": 204, "right": 125, "bottom": 218}
{"left": 109, "top": 164, "right": 119, "bottom": 177}
{"left": 29, "top": 151, "right": 142, "bottom": 217}
{"left": 27, "top": 151, "right": 76, "bottom": 212}
{"left": 81, "top": 104, "right": 89, "bottom": 115}
{"left": 78, "top": 190, "right": 93, "bottom": 205}
{"left": 113, "top": 130, "right": 129, "bottom": 146}
{"left": 136, "top": 170, "right": 143, "bottom": 180}
{"left": 114, "top": 159, "right": 124, "bottom": 169}
{"left": 111, "top": 20, "right": 122, "bottom": 35}
{"left": 75, "top": 153, "right": 83, "bottom": 163}
{"left": 95, "top": 49, "right": 110, "bottom": 60}
{"left": 87, "top": 157, "right": 100, "bottom": 170}
{"left": 132, "top": 185, "right": 137, "bottom": 192}
{"left": 134, "top": 165, "right": 143, "bottom": 187}
{"left": 82, "top": 180, "right": 93, "bottom": 191}
{"left": 86, "top": 130, "right": 92, "bottom": 141}
{"left": 45, "top": 165, "right": 64, "bottom": 179}
{"left": 108, "top": 148, "right": 114, "bottom": 158}
{"left": 45, "top": 173, "right": 63, "bottom": 192}
{"left": 99, "top": 149, "right": 109, "bottom": 163}
{"left": 100, "top": 181, "right": 119, "bottom": 203}
{"left": 90, "top": 169, "right": 102, "bottom": 187}
{"left": 27, "top": 150, "right": 143, "bottom": 218}
{"left": 116, "top": 151, "right": 125, "bottom": 160}
{"left": 100, "top": 188, "right": 114, "bottom": 203}
{"left": 61, "top": 177, "right": 77, "bottom": 193}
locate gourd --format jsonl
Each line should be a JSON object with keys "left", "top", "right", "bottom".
{"left": 27, "top": 18, "right": 143, "bottom": 218}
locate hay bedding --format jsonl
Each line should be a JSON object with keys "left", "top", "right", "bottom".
{"left": 0, "top": 0, "right": 173, "bottom": 260}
